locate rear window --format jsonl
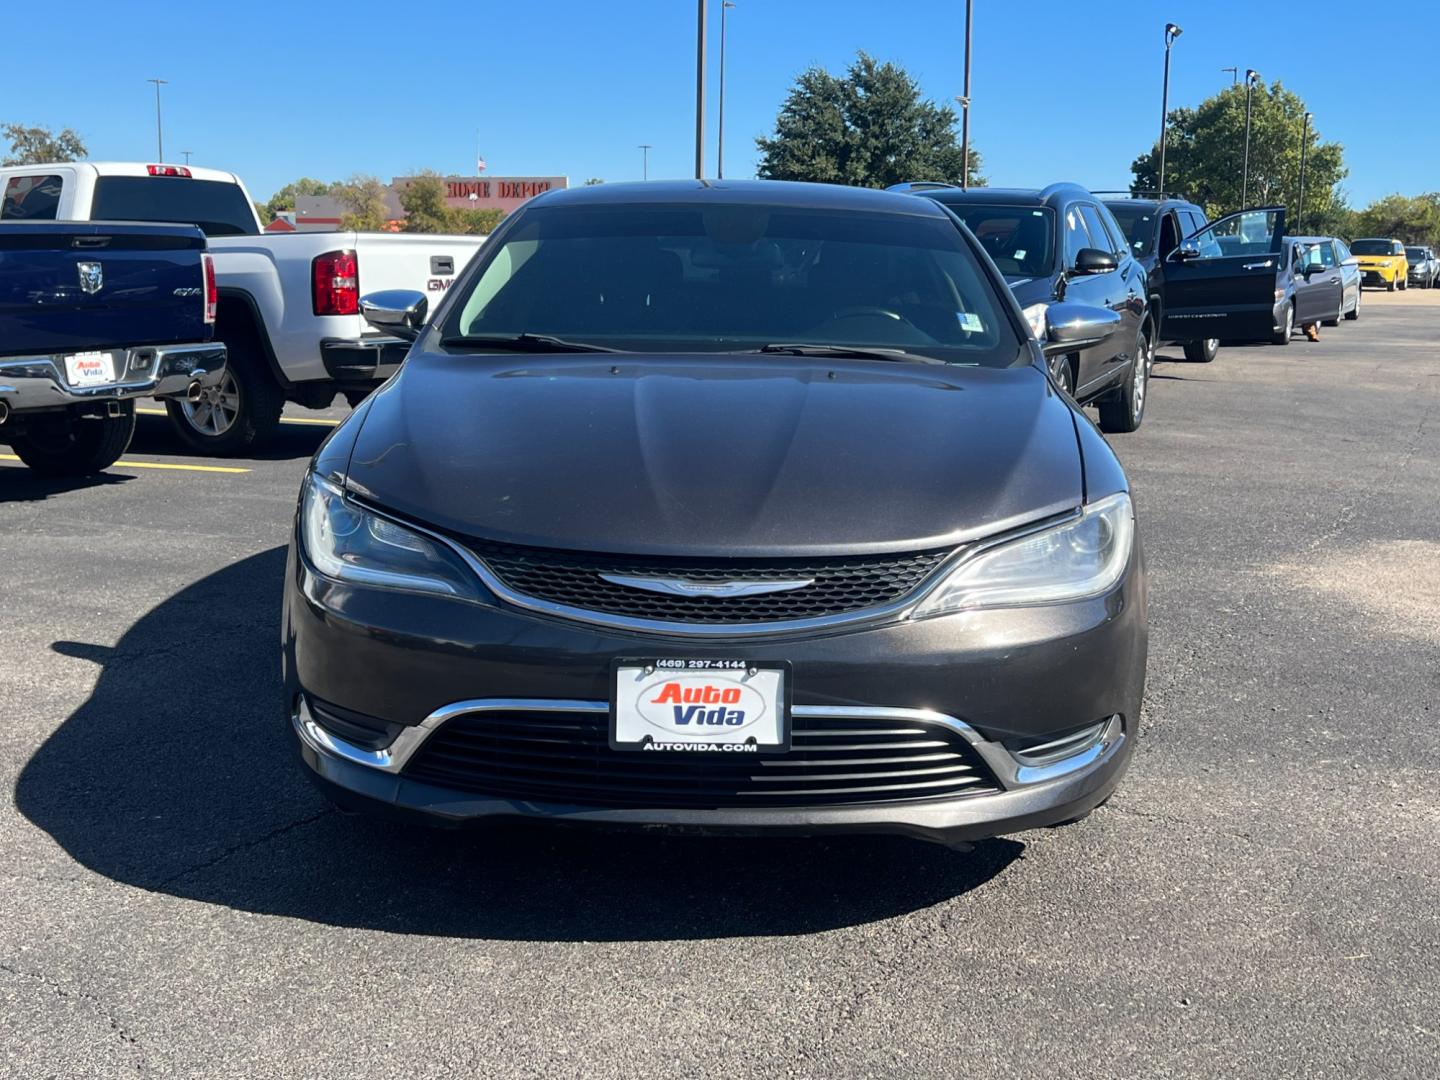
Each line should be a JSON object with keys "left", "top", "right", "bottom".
{"left": 90, "top": 176, "right": 258, "bottom": 236}
{"left": 1350, "top": 239, "right": 1400, "bottom": 256}
{"left": 1, "top": 174, "right": 63, "bottom": 220}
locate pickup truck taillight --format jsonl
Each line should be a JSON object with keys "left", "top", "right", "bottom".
{"left": 202, "top": 254, "right": 217, "bottom": 324}
{"left": 313, "top": 250, "right": 359, "bottom": 316}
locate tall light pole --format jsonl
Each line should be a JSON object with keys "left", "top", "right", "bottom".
{"left": 960, "top": 0, "right": 973, "bottom": 190}
{"left": 694, "top": 0, "right": 707, "bottom": 179}
{"left": 1296, "top": 111, "right": 1312, "bottom": 234}
{"left": 147, "top": 78, "right": 168, "bottom": 161}
{"left": 1158, "top": 23, "right": 1183, "bottom": 195}
{"left": 1222, "top": 67, "right": 1238, "bottom": 86}
{"left": 718, "top": 1, "right": 735, "bottom": 178}
{"left": 1241, "top": 69, "right": 1260, "bottom": 208}
{"left": 181, "top": 150, "right": 192, "bottom": 166}
{"left": 638, "top": 144, "right": 652, "bottom": 181}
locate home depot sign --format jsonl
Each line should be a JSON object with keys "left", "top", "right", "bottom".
{"left": 395, "top": 176, "right": 568, "bottom": 214}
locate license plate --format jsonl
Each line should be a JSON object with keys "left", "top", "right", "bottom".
{"left": 611, "top": 659, "right": 790, "bottom": 753}
{"left": 63, "top": 351, "right": 118, "bottom": 387}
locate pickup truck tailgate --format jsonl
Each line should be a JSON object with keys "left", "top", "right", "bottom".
{"left": 0, "top": 221, "right": 209, "bottom": 357}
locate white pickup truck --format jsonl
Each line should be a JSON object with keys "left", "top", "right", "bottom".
{"left": 0, "top": 162, "right": 486, "bottom": 453}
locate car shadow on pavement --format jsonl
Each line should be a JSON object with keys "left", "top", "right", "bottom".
{"left": 0, "top": 467, "right": 134, "bottom": 502}
{"left": 16, "top": 548, "right": 1021, "bottom": 941}
{"left": 127, "top": 412, "right": 335, "bottom": 462}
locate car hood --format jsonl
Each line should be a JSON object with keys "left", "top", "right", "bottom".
{"left": 343, "top": 353, "right": 1083, "bottom": 557}
{"left": 1007, "top": 276, "right": 1057, "bottom": 306}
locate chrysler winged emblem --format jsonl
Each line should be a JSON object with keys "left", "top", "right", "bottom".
{"left": 77, "top": 261, "right": 103, "bottom": 295}
{"left": 599, "top": 574, "right": 814, "bottom": 598}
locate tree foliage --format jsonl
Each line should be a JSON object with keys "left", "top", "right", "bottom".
{"left": 1131, "top": 81, "right": 1347, "bottom": 232}
{"left": 333, "top": 174, "right": 391, "bottom": 231}
{"left": 398, "top": 171, "right": 452, "bottom": 233}
{"left": 448, "top": 207, "right": 506, "bottom": 235}
{"left": 756, "top": 52, "right": 983, "bottom": 189}
{"left": 1, "top": 122, "right": 87, "bottom": 166}
{"left": 265, "top": 177, "right": 333, "bottom": 219}
{"left": 1348, "top": 193, "right": 1440, "bottom": 247}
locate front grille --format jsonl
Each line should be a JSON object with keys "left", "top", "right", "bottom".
{"left": 402, "top": 709, "right": 1001, "bottom": 808}
{"left": 462, "top": 539, "right": 952, "bottom": 624}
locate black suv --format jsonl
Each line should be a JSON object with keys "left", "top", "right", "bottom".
{"left": 1100, "top": 194, "right": 1218, "bottom": 363}
{"left": 893, "top": 182, "right": 1152, "bottom": 433}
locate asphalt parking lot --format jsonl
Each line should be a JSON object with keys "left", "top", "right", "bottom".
{"left": 2, "top": 290, "right": 1437, "bottom": 1079}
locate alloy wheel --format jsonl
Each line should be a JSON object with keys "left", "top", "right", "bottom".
{"left": 1132, "top": 330, "right": 1149, "bottom": 416}
{"left": 1048, "top": 354, "right": 1074, "bottom": 396}
{"left": 180, "top": 370, "right": 240, "bottom": 437}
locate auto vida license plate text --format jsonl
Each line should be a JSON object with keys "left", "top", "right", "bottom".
{"left": 611, "top": 659, "right": 790, "bottom": 753}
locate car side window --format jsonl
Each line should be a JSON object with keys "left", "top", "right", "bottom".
{"left": 1062, "top": 205, "right": 1092, "bottom": 267}
{"left": 1079, "top": 204, "right": 1117, "bottom": 257}
{"left": 1318, "top": 242, "right": 1337, "bottom": 268}
{"left": 1, "top": 174, "right": 63, "bottom": 220}
{"left": 1335, "top": 240, "right": 1351, "bottom": 262}
{"left": 1157, "top": 212, "right": 1181, "bottom": 258}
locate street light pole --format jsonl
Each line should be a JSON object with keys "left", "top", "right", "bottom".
{"left": 1242, "top": 69, "right": 1260, "bottom": 208}
{"left": 960, "top": 0, "right": 973, "bottom": 190}
{"left": 695, "top": 0, "right": 707, "bottom": 179}
{"left": 182, "top": 150, "right": 192, "bottom": 166}
{"left": 639, "top": 144, "right": 652, "bottom": 181}
{"left": 1297, "top": 111, "right": 1312, "bottom": 234}
{"left": 1222, "top": 67, "right": 1238, "bottom": 86}
{"left": 147, "top": 78, "right": 167, "bottom": 161}
{"left": 1158, "top": 23, "right": 1183, "bottom": 194}
{"left": 718, "top": 1, "right": 735, "bottom": 178}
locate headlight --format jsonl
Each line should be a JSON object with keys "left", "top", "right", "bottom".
{"left": 300, "top": 473, "right": 485, "bottom": 600}
{"left": 910, "top": 492, "right": 1135, "bottom": 618}
{"left": 1020, "top": 302, "right": 1048, "bottom": 341}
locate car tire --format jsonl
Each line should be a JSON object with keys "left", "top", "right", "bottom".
{"left": 1182, "top": 337, "right": 1218, "bottom": 363}
{"left": 1398, "top": 275, "right": 1408, "bottom": 291}
{"left": 1271, "top": 303, "right": 1293, "bottom": 345}
{"left": 1048, "top": 352, "right": 1076, "bottom": 398}
{"left": 1346, "top": 289, "right": 1360, "bottom": 320}
{"left": 1386, "top": 278, "right": 1396, "bottom": 292}
{"left": 164, "top": 343, "right": 285, "bottom": 457}
{"left": 1098, "top": 324, "right": 1149, "bottom": 434}
{"left": 7, "top": 404, "right": 136, "bottom": 477}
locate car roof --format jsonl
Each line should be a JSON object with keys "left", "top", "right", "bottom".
{"left": 0, "top": 161, "right": 241, "bottom": 185}
{"left": 531, "top": 179, "right": 953, "bottom": 218}
{"left": 1101, "top": 196, "right": 1204, "bottom": 212}
{"left": 922, "top": 183, "right": 1092, "bottom": 210}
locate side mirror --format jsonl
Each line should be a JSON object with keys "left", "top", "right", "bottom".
{"left": 1072, "top": 247, "right": 1118, "bottom": 275}
{"left": 1172, "top": 242, "right": 1201, "bottom": 261}
{"left": 1042, "top": 302, "right": 1123, "bottom": 356}
{"left": 359, "top": 289, "right": 429, "bottom": 341}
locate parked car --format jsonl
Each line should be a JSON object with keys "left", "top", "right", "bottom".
{"left": 284, "top": 180, "right": 1147, "bottom": 847}
{"left": 1405, "top": 245, "right": 1438, "bottom": 288}
{"left": 1143, "top": 206, "right": 1305, "bottom": 344}
{"left": 890, "top": 182, "right": 1152, "bottom": 431}
{"left": 1100, "top": 193, "right": 1221, "bottom": 362}
{"left": 1289, "top": 235, "right": 1362, "bottom": 324}
{"left": 0, "top": 220, "right": 225, "bottom": 475}
{"left": 0, "top": 163, "right": 486, "bottom": 454}
{"left": 1349, "top": 237, "right": 1409, "bottom": 291}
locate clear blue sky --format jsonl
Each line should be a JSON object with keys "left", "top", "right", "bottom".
{"left": 2, "top": 0, "right": 1430, "bottom": 206}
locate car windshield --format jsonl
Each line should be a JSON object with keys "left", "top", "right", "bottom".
{"left": 1105, "top": 205, "right": 1156, "bottom": 257}
{"left": 1350, "top": 239, "right": 1399, "bottom": 255}
{"left": 443, "top": 203, "right": 1026, "bottom": 367}
{"left": 1405, "top": 247, "right": 1427, "bottom": 260}
{"left": 930, "top": 202, "right": 1056, "bottom": 279}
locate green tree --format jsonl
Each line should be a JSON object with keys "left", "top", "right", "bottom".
{"left": 584, "top": 177, "right": 605, "bottom": 186}
{"left": 398, "top": 171, "right": 452, "bottom": 233}
{"left": 254, "top": 201, "right": 273, "bottom": 227}
{"left": 756, "top": 52, "right": 983, "bottom": 188}
{"left": 1, "top": 122, "right": 86, "bottom": 166}
{"left": 448, "top": 207, "right": 506, "bottom": 235}
{"left": 265, "top": 177, "right": 333, "bottom": 219}
{"left": 333, "top": 174, "right": 390, "bottom": 231}
{"left": 1131, "top": 81, "right": 1347, "bottom": 230}
{"left": 1350, "top": 193, "right": 1440, "bottom": 247}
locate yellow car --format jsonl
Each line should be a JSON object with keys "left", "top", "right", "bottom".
{"left": 1351, "top": 237, "right": 1410, "bottom": 291}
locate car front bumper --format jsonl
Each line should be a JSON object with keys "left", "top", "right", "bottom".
{"left": 0, "top": 343, "right": 226, "bottom": 415}
{"left": 282, "top": 535, "right": 1147, "bottom": 846}
{"left": 1359, "top": 265, "right": 1401, "bottom": 284}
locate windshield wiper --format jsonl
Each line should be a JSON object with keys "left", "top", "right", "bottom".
{"left": 439, "top": 333, "right": 620, "bottom": 354}
{"left": 750, "top": 343, "right": 943, "bottom": 364}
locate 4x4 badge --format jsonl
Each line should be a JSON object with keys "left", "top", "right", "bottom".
{"left": 77, "top": 261, "right": 103, "bottom": 294}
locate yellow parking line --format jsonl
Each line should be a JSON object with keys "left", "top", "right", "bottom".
{"left": 1, "top": 454, "right": 249, "bottom": 474}
{"left": 136, "top": 407, "right": 340, "bottom": 427}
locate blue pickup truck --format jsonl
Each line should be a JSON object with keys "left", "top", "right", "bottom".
{"left": 0, "top": 220, "right": 226, "bottom": 476}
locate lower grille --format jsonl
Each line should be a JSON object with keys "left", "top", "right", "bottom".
{"left": 402, "top": 708, "right": 1002, "bottom": 808}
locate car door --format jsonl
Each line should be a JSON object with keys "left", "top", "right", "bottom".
{"left": 1159, "top": 207, "right": 1286, "bottom": 342}
{"left": 1057, "top": 203, "right": 1111, "bottom": 389}
{"left": 1311, "top": 241, "right": 1344, "bottom": 318}
{"left": 1291, "top": 243, "right": 1330, "bottom": 324}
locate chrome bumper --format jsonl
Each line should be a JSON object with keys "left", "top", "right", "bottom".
{"left": 0, "top": 342, "right": 226, "bottom": 414}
